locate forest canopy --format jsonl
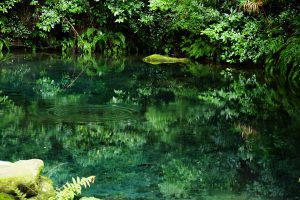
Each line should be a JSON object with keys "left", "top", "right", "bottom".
{"left": 0, "top": 0, "right": 299, "bottom": 81}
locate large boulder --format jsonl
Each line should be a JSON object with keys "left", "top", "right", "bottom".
{"left": 143, "top": 54, "right": 189, "bottom": 65}
{"left": 0, "top": 159, "right": 44, "bottom": 195}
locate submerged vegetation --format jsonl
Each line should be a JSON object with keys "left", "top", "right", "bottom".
{"left": 0, "top": 0, "right": 299, "bottom": 81}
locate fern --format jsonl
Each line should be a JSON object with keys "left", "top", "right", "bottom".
{"left": 62, "top": 39, "right": 76, "bottom": 55}
{"left": 14, "top": 188, "right": 27, "bottom": 200}
{"left": 181, "top": 37, "right": 215, "bottom": 59}
{"left": 0, "top": 38, "right": 10, "bottom": 52}
{"left": 279, "top": 37, "right": 300, "bottom": 80}
{"left": 62, "top": 28, "right": 126, "bottom": 57}
{"left": 265, "top": 36, "right": 300, "bottom": 81}
{"left": 50, "top": 176, "right": 96, "bottom": 200}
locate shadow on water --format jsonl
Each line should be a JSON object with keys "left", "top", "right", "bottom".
{"left": 0, "top": 53, "right": 300, "bottom": 199}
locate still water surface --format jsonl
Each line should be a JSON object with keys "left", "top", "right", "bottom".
{"left": 0, "top": 54, "right": 300, "bottom": 199}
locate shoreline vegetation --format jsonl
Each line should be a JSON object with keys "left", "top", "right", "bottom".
{"left": 0, "top": 0, "right": 299, "bottom": 82}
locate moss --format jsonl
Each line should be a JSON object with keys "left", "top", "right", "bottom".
{"left": 143, "top": 54, "right": 189, "bottom": 65}
{"left": 37, "top": 176, "right": 56, "bottom": 199}
{"left": 27, "top": 176, "right": 56, "bottom": 200}
{"left": 0, "top": 193, "right": 15, "bottom": 200}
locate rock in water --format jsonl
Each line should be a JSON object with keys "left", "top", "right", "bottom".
{"left": 143, "top": 54, "right": 189, "bottom": 65}
{"left": 0, "top": 159, "right": 44, "bottom": 195}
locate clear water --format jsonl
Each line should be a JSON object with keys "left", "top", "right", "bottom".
{"left": 0, "top": 53, "right": 300, "bottom": 200}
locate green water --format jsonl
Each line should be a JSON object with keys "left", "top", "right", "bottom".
{"left": 0, "top": 54, "right": 300, "bottom": 199}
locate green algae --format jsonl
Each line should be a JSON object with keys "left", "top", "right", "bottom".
{"left": 0, "top": 193, "right": 15, "bottom": 200}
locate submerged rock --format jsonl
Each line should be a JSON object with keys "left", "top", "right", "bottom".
{"left": 0, "top": 159, "right": 44, "bottom": 195}
{"left": 143, "top": 54, "right": 189, "bottom": 65}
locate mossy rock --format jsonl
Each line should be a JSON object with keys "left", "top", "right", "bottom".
{"left": 143, "top": 54, "right": 189, "bottom": 65}
{"left": 80, "top": 197, "right": 102, "bottom": 200}
{"left": 0, "top": 159, "right": 44, "bottom": 195}
{"left": 0, "top": 193, "right": 15, "bottom": 200}
{"left": 28, "top": 176, "right": 56, "bottom": 200}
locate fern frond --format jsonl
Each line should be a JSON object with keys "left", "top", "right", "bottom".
{"left": 54, "top": 176, "right": 96, "bottom": 200}
{"left": 14, "top": 188, "right": 27, "bottom": 200}
{"left": 0, "top": 38, "right": 10, "bottom": 52}
{"left": 265, "top": 36, "right": 300, "bottom": 81}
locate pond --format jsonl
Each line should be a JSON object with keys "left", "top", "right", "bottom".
{"left": 0, "top": 53, "right": 300, "bottom": 199}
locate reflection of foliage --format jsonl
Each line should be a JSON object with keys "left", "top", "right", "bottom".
{"left": 246, "top": 168, "right": 284, "bottom": 199}
{"left": 35, "top": 76, "right": 62, "bottom": 97}
{"left": 183, "top": 62, "right": 219, "bottom": 79}
{"left": 0, "top": 63, "right": 31, "bottom": 88}
{"left": 0, "top": 124, "right": 52, "bottom": 161}
{"left": 146, "top": 106, "right": 177, "bottom": 131}
{"left": 34, "top": 73, "right": 73, "bottom": 97}
{"left": 61, "top": 54, "right": 126, "bottom": 78}
{"left": 159, "top": 159, "right": 198, "bottom": 198}
{"left": 79, "top": 58, "right": 126, "bottom": 77}
{"left": 0, "top": 91, "right": 24, "bottom": 127}
{"left": 199, "top": 69, "right": 276, "bottom": 121}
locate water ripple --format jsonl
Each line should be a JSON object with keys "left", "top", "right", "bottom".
{"left": 47, "top": 104, "right": 137, "bottom": 123}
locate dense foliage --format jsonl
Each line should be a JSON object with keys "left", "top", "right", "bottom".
{"left": 0, "top": 0, "right": 299, "bottom": 80}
